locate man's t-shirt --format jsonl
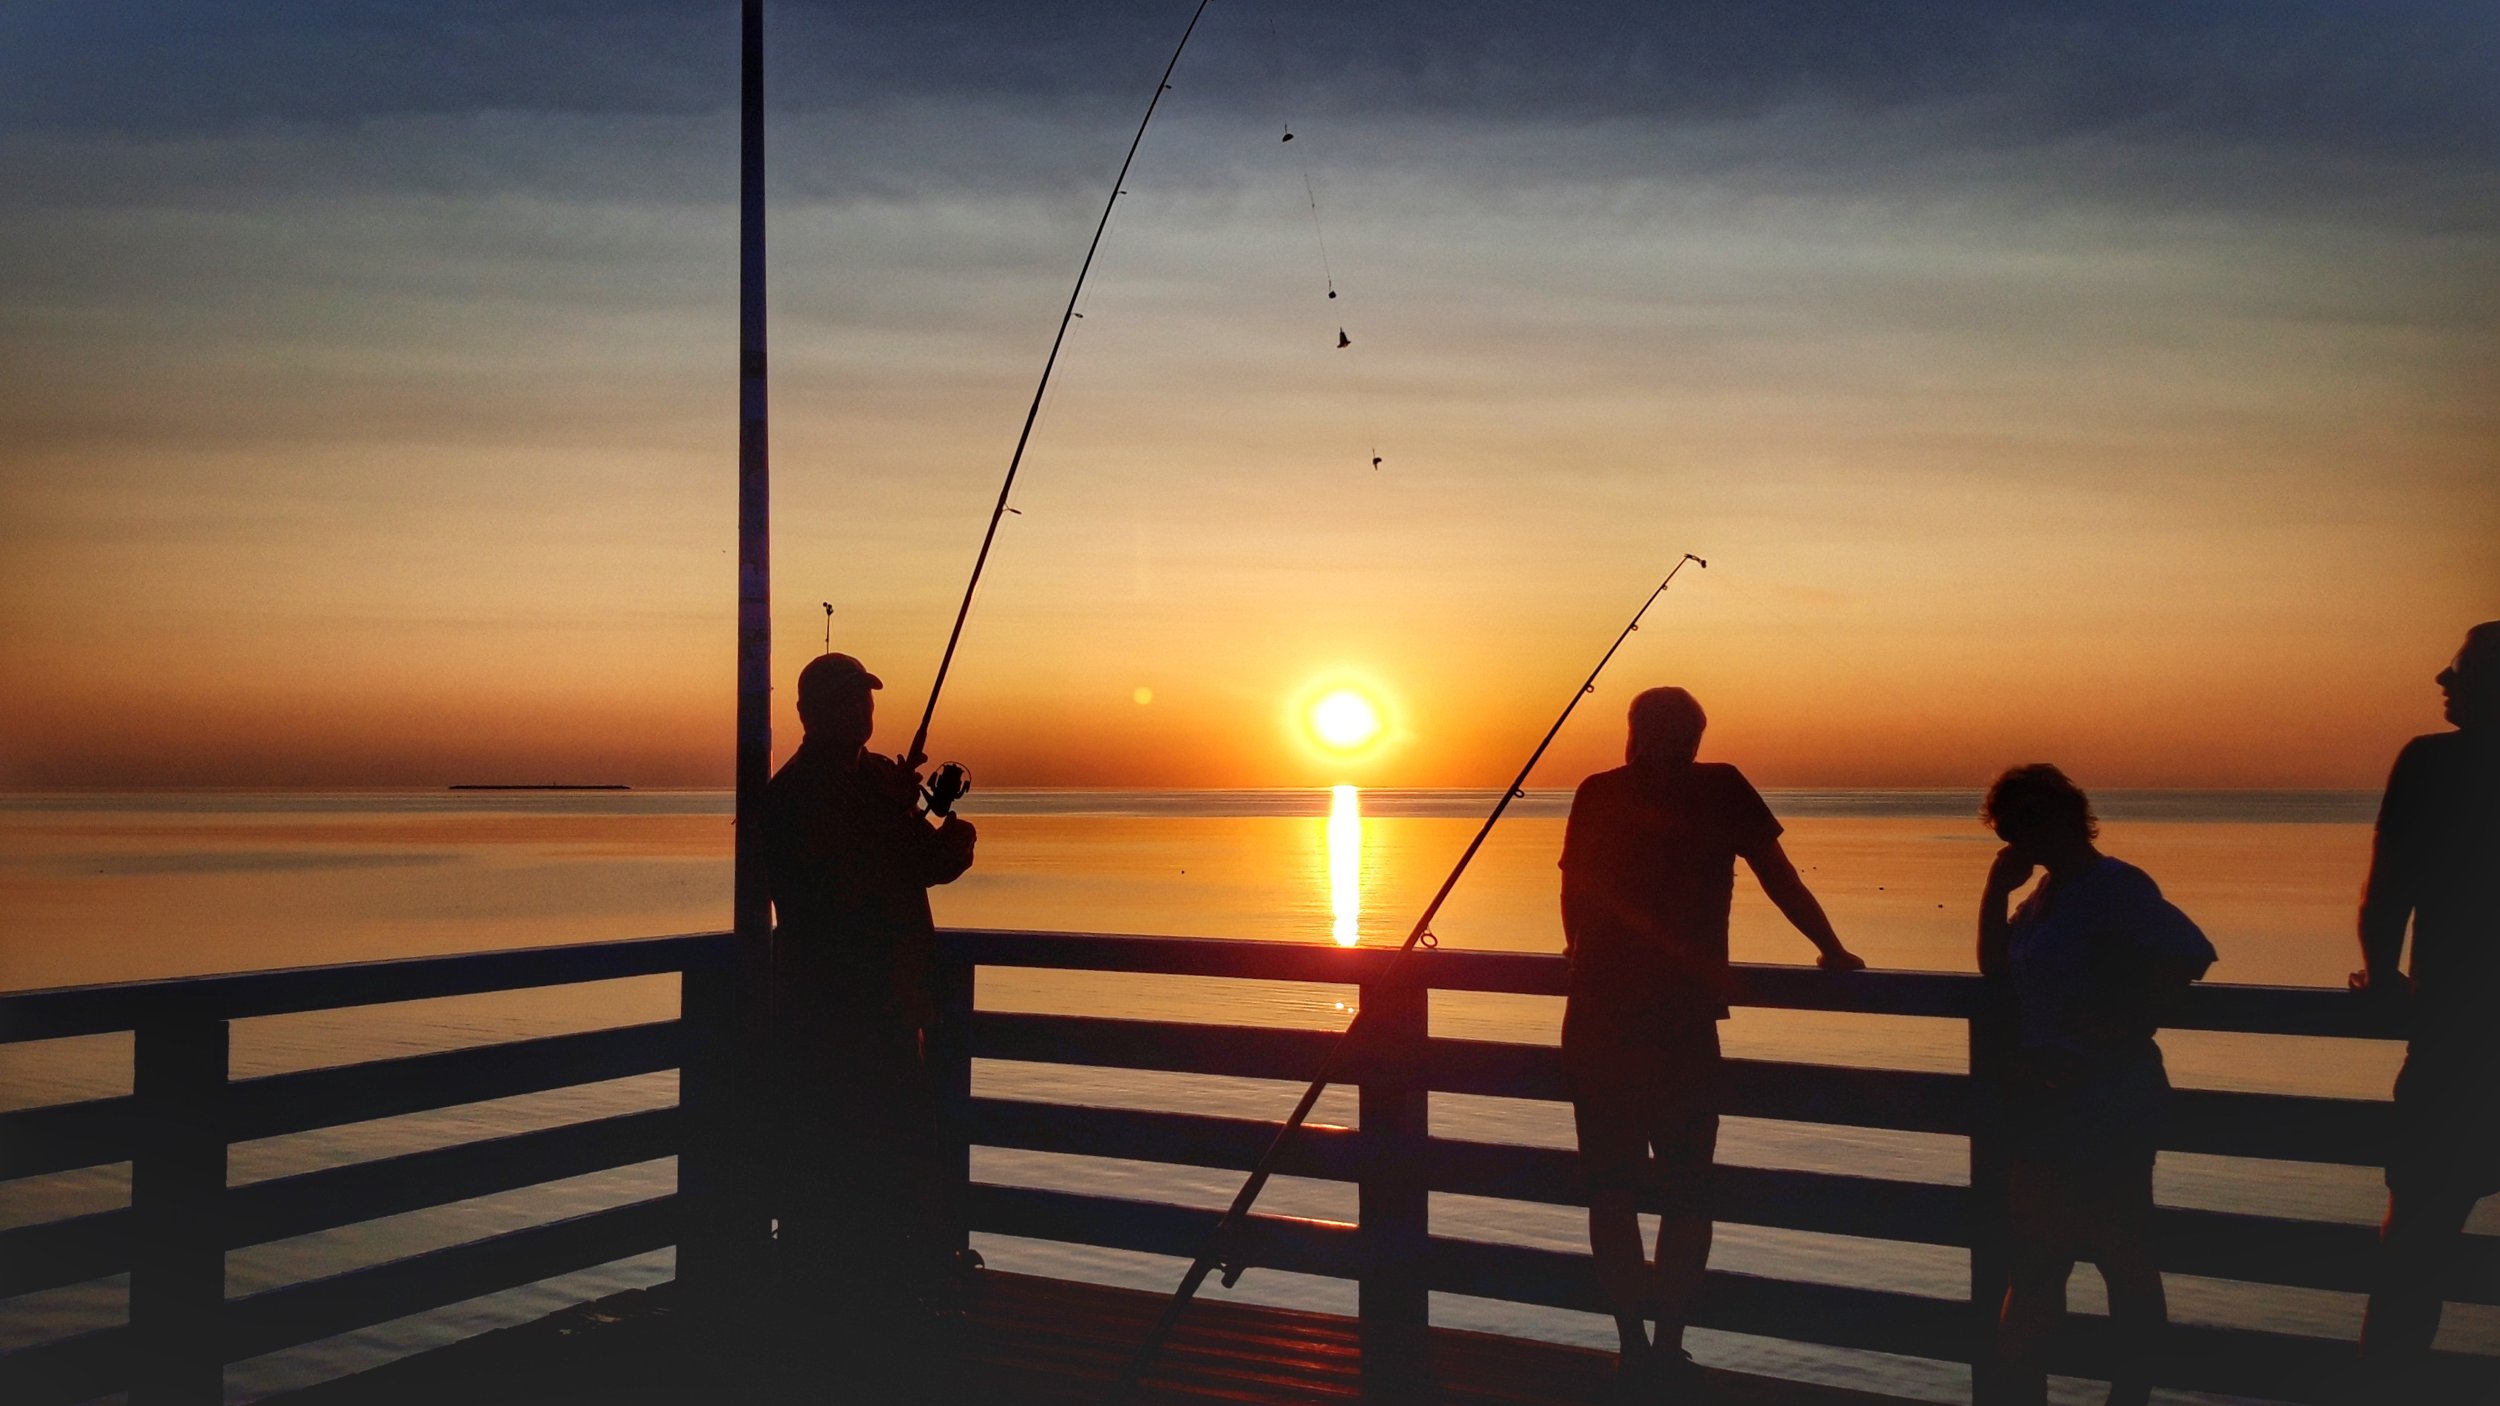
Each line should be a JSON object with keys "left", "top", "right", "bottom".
{"left": 1559, "top": 762, "right": 1783, "bottom": 1031}
{"left": 2367, "top": 730, "right": 2500, "bottom": 1065}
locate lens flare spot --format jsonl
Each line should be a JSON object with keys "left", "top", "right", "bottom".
{"left": 1310, "top": 690, "right": 1382, "bottom": 752}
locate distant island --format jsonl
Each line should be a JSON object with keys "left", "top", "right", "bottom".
{"left": 448, "top": 784, "right": 632, "bottom": 791}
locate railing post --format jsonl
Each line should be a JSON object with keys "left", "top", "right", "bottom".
{"left": 677, "top": 941, "right": 761, "bottom": 1306}
{"left": 1356, "top": 972, "right": 1430, "bottom": 1399}
{"left": 129, "top": 1014, "right": 228, "bottom": 1406}
{"left": 1968, "top": 987, "right": 2014, "bottom": 1406}
{"left": 929, "top": 950, "right": 977, "bottom": 1262}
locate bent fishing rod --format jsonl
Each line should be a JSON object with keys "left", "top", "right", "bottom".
{"left": 904, "top": 0, "right": 1213, "bottom": 818}
{"left": 1111, "top": 552, "right": 1709, "bottom": 1401}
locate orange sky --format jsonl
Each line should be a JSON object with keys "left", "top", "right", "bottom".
{"left": 2, "top": 6, "right": 2493, "bottom": 791}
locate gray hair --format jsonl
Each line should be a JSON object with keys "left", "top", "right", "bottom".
{"left": 1627, "top": 687, "right": 1707, "bottom": 762}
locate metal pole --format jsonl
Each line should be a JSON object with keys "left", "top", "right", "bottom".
{"left": 734, "top": 0, "right": 771, "bottom": 946}
{"left": 708, "top": 0, "right": 775, "bottom": 1328}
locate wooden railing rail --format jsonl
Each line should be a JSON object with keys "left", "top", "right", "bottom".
{"left": 930, "top": 927, "right": 2498, "bottom": 1406}
{"left": 0, "top": 937, "right": 724, "bottom": 1044}
{"left": 0, "top": 933, "right": 738, "bottom": 1406}
{"left": 4, "top": 926, "right": 2495, "bottom": 1406}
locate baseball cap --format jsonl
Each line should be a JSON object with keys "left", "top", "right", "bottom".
{"left": 797, "top": 652, "right": 883, "bottom": 699}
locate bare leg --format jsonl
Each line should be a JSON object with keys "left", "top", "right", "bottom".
{"left": 2088, "top": 1154, "right": 2167, "bottom": 1406}
{"left": 2097, "top": 1242, "right": 2166, "bottom": 1406}
{"left": 1998, "top": 1160, "right": 2072, "bottom": 1406}
{"left": 2360, "top": 1188, "right": 2478, "bottom": 1386}
{"left": 1588, "top": 1189, "right": 1652, "bottom": 1361}
{"left": 1610, "top": 1312, "right": 1649, "bottom": 1363}
{"left": 1998, "top": 1256, "right": 2069, "bottom": 1406}
{"left": 1651, "top": 1209, "right": 1713, "bottom": 1356}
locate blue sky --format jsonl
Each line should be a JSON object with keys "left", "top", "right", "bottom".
{"left": 2, "top": 2, "right": 2493, "bottom": 787}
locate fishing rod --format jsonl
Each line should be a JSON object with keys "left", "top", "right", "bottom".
{"left": 1112, "top": 552, "right": 1709, "bottom": 1402}
{"left": 904, "top": 0, "right": 1213, "bottom": 813}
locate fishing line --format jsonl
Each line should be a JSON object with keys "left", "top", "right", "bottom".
{"left": 1111, "top": 554, "right": 1709, "bottom": 1401}
{"left": 1301, "top": 172, "right": 1338, "bottom": 304}
{"left": 1259, "top": 7, "right": 1333, "bottom": 300}
{"left": 1262, "top": 5, "right": 1383, "bottom": 470}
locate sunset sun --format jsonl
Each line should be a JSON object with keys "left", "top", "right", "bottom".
{"left": 1309, "top": 689, "right": 1383, "bottom": 752}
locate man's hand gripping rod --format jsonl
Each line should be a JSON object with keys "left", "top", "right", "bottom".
{"left": 1110, "top": 553, "right": 1707, "bottom": 1402}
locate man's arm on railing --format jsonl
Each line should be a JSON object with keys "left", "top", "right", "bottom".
{"left": 2352, "top": 746, "right": 2419, "bottom": 1005}
{"left": 1744, "top": 840, "right": 1864, "bottom": 971}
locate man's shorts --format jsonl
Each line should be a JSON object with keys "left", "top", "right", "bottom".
{"left": 2387, "top": 1048, "right": 2500, "bottom": 1199}
{"left": 1564, "top": 1017, "right": 1723, "bottom": 1212}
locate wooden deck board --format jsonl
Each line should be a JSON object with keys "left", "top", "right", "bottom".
{"left": 264, "top": 1271, "right": 1933, "bottom": 1406}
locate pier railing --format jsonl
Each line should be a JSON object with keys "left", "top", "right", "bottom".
{"left": 934, "top": 929, "right": 2500, "bottom": 1403}
{"left": 4, "top": 928, "right": 2495, "bottom": 1404}
{"left": 0, "top": 934, "right": 741, "bottom": 1406}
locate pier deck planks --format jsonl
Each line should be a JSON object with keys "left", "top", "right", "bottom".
{"left": 264, "top": 1270, "right": 1929, "bottom": 1406}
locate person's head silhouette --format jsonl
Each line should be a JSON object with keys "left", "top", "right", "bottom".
{"left": 796, "top": 652, "right": 881, "bottom": 753}
{"left": 1982, "top": 763, "right": 2098, "bottom": 864}
{"left": 2439, "top": 623, "right": 2499, "bottom": 733}
{"left": 1626, "top": 687, "right": 1706, "bottom": 771}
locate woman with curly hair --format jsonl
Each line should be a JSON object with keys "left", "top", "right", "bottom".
{"left": 1978, "top": 764, "right": 2215, "bottom": 1406}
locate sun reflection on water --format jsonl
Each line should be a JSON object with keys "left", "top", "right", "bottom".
{"left": 1327, "top": 783, "right": 1361, "bottom": 946}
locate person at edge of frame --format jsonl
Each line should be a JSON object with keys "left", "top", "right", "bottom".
{"left": 2352, "top": 621, "right": 2500, "bottom": 1402}
{"left": 762, "top": 652, "right": 977, "bottom": 1391}
{"left": 1559, "top": 686, "right": 1866, "bottom": 1401}
{"left": 1978, "top": 763, "right": 2216, "bottom": 1406}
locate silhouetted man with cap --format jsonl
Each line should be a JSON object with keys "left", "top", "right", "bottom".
{"left": 1561, "top": 686, "right": 1864, "bottom": 1398}
{"left": 2355, "top": 622, "right": 2500, "bottom": 1394}
{"left": 764, "top": 652, "right": 976, "bottom": 1380}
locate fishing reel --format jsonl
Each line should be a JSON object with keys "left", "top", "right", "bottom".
{"left": 923, "top": 761, "right": 971, "bottom": 819}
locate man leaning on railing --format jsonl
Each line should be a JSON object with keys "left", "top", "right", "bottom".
{"left": 2354, "top": 621, "right": 2500, "bottom": 1399}
{"left": 1559, "top": 686, "right": 1864, "bottom": 1401}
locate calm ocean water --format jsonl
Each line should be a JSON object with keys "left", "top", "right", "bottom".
{"left": 2, "top": 788, "right": 2490, "bottom": 1404}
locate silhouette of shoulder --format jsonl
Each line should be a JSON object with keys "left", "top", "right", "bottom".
{"left": 2097, "top": 858, "right": 2165, "bottom": 901}
{"left": 2399, "top": 730, "right": 2465, "bottom": 763}
{"left": 1563, "top": 762, "right": 1778, "bottom": 868}
{"left": 2017, "top": 857, "right": 2213, "bottom": 966}
{"left": 2382, "top": 732, "right": 2464, "bottom": 817}
{"left": 2390, "top": 730, "right": 2455, "bottom": 782}
{"left": 1572, "top": 761, "right": 1755, "bottom": 801}
{"left": 765, "top": 741, "right": 832, "bottom": 802}
{"left": 1572, "top": 766, "right": 1630, "bottom": 803}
